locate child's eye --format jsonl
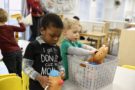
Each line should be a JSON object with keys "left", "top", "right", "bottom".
{"left": 73, "top": 31, "right": 77, "bottom": 33}
{"left": 73, "top": 31, "right": 80, "bottom": 34}
{"left": 50, "top": 34, "right": 55, "bottom": 37}
{"left": 50, "top": 34, "right": 60, "bottom": 38}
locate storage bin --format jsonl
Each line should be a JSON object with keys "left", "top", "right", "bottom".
{"left": 68, "top": 55, "right": 117, "bottom": 90}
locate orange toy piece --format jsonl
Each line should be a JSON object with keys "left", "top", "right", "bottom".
{"left": 49, "top": 76, "right": 63, "bottom": 90}
{"left": 44, "top": 70, "right": 64, "bottom": 90}
{"left": 88, "top": 45, "right": 108, "bottom": 64}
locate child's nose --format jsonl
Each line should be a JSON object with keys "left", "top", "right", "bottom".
{"left": 53, "top": 37, "right": 59, "bottom": 41}
{"left": 76, "top": 33, "right": 80, "bottom": 37}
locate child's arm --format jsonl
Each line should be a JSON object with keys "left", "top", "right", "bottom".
{"left": 58, "top": 61, "right": 65, "bottom": 79}
{"left": 22, "top": 58, "right": 50, "bottom": 88}
{"left": 11, "top": 21, "right": 26, "bottom": 32}
{"left": 22, "top": 58, "right": 40, "bottom": 80}
{"left": 82, "top": 44, "right": 97, "bottom": 51}
{"left": 57, "top": 47, "right": 65, "bottom": 79}
{"left": 10, "top": 15, "right": 26, "bottom": 32}
{"left": 68, "top": 46, "right": 95, "bottom": 56}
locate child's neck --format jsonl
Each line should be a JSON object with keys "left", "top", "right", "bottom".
{"left": 65, "top": 38, "right": 74, "bottom": 42}
{"left": 0, "top": 22, "right": 5, "bottom": 26}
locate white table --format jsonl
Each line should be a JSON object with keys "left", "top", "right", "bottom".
{"left": 62, "top": 67, "right": 135, "bottom": 90}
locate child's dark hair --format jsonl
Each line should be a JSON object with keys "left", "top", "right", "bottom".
{"left": 0, "top": 8, "right": 8, "bottom": 23}
{"left": 73, "top": 16, "right": 80, "bottom": 21}
{"left": 41, "top": 13, "right": 64, "bottom": 29}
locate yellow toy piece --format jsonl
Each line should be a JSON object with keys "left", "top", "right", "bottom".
{"left": 122, "top": 65, "right": 135, "bottom": 70}
{"left": 11, "top": 13, "right": 22, "bottom": 19}
{"left": 88, "top": 45, "right": 108, "bottom": 64}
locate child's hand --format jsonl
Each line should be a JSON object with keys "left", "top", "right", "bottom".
{"left": 36, "top": 75, "right": 50, "bottom": 88}
{"left": 60, "top": 71, "right": 65, "bottom": 80}
{"left": 90, "top": 50, "right": 98, "bottom": 55}
{"left": 17, "top": 16, "right": 22, "bottom": 23}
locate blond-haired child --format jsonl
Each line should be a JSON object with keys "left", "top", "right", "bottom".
{"left": 0, "top": 8, "right": 26, "bottom": 77}
{"left": 60, "top": 18, "right": 96, "bottom": 80}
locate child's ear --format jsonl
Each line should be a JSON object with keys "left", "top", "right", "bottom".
{"left": 40, "top": 27, "right": 45, "bottom": 35}
{"left": 63, "top": 30, "right": 67, "bottom": 35}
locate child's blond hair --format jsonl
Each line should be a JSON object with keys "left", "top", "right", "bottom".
{"left": 57, "top": 18, "right": 82, "bottom": 46}
{"left": 0, "top": 8, "right": 8, "bottom": 23}
{"left": 63, "top": 18, "right": 80, "bottom": 30}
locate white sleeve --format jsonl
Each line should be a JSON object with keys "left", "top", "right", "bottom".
{"left": 82, "top": 44, "right": 97, "bottom": 51}
{"left": 22, "top": 58, "right": 40, "bottom": 80}
{"left": 68, "top": 46, "right": 91, "bottom": 56}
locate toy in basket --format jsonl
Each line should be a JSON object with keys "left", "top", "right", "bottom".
{"left": 88, "top": 45, "right": 108, "bottom": 64}
{"left": 44, "top": 70, "right": 64, "bottom": 90}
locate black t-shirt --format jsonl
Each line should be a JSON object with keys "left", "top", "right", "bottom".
{"left": 24, "top": 40, "right": 61, "bottom": 90}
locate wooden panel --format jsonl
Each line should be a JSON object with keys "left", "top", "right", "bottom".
{"left": 118, "top": 29, "right": 135, "bottom": 65}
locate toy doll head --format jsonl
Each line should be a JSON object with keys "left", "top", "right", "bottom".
{"left": 40, "top": 13, "right": 64, "bottom": 45}
{"left": 62, "top": 18, "right": 82, "bottom": 41}
{"left": 0, "top": 8, "right": 8, "bottom": 23}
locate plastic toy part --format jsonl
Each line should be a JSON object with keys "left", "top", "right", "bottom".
{"left": 122, "top": 65, "right": 135, "bottom": 70}
{"left": 45, "top": 70, "right": 64, "bottom": 90}
{"left": 11, "top": 13, "right": 22, "bottom": 19}
{"left": 49, "top": 70, "right": 60, "bottom": 77}
{"left": 58, "top": 79, "right": 64, "bottom": 85}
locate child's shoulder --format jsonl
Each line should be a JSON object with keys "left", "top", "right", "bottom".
{"left": 28, "top": 40, "right": 40, "bottom": 47}
{"left": 61, "top": 39, "right": 70, "bottom": 45}
{"left": 76, "top": 41, "right": 83, "bottom": 44}
{"left": 61, "top": 39, "right": 73, "bottom": 48}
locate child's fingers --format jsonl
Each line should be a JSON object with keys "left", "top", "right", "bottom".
{"left": 38, "top": 76, "right": 49, "bottom": 88}
{"left": 60, "top": 71, "right": 65, "bottom": 79}
{"left": 44, "top": 85, "right": 49, "bottom": 90}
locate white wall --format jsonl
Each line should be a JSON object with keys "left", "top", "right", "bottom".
{"left": 70, "top": 0, "right": 126, "bottom": 21}
{"left": 103, "top": 0, "right": 125, "bottom": 21}
{"left": 124, "top": 0, "right": 135, "bottom": 21}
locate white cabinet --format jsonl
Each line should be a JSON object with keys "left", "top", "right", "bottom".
{"left": 118, "top": 29, "right": 135, "bottom": 65}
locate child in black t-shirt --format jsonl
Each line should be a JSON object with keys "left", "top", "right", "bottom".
{"left": 22, "top": 13, "right": 64, "bottom": 90}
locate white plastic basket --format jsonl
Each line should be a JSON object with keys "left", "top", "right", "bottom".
{"left": 68, "top": 55, "right": 117, "bottom": 90}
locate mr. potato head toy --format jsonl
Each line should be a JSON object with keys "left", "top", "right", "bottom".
{"left": 44, "top": 70, "right": 64, "bottom": 90}
{"left": 88, "top": 45, "right": 108, "bottom": 64}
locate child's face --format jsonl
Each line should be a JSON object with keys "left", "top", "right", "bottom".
{"left": 41, "top": 26, "right": 62, "bottom": 45}
{"left": 64, "top": 25, "right": 81, "bottom": 41}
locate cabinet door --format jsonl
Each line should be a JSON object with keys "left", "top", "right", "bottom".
{"left": 118, "top": 30, "right": 135, "bottom": 65}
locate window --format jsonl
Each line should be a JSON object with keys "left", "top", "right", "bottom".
{"left": 0, "top": 0, "right": 27, "bottom": 40}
